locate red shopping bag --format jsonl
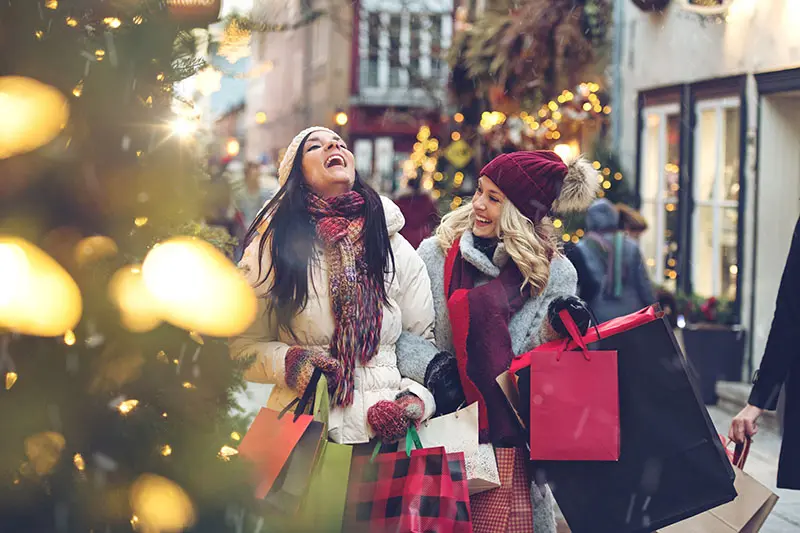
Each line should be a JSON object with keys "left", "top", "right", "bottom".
{"left": 238, "top": 370, "right": 324, "bottom": 501}
{"left": 509, "top": 309, "right": 620, "bottom": 461}
{"left": 345, "top": 427, "right": 473, "bottom": 533}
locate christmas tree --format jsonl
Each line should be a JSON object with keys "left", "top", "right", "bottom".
{"left": 0, "top": 1, "right": 263, "bottom": 531}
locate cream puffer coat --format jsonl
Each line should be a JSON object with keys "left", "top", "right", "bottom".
{"left": 230, "top": 197, "right": 437, "bottom": 444}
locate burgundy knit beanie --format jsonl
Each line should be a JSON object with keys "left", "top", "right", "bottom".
{"left": 480, "top": 151, "right": 597, "bottom": 222}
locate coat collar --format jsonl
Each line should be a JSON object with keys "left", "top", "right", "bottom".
{"left": 459, "top": 231, "right": 510, "bottom": 278}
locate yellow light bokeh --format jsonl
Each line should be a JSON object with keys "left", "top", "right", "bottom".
{"left": 562, "top": 233, "right": 571, "bottom": 242}
{"left": 109, "top": 265, "right": 163, "bottom": 333}
{"left": 0, "top": 238, "right": 82, "bottom": 337}
{"left": 64, "top": 330, "right": 76, "bottom": 345}
{"left": 5, "top": 371, "right": 18, "bottom": 390}
{"left": 74, "top": 235, "right": 119, "bottom": 267}
{"left": 219, "top": 445, "right": 239, "bottom": 461}
{"left": 142, "top": 239, "right": 258, "bottom": 336}
{"left": 451, "top": 131, "right": 461, "bottom": 141}
{"left": 454, "top": 113, "right": 464, "bottom": 123}
{"left": 104, "top": 17, "right": 122, "bottom": 29}
{"left": 130, "top": 474, "right": 196, "bottom": 532}
{"left": 118, "top": 399, "right": 139, "bottom": 414}
{"left": 66, "top": 17, "right": 78, "bottom": 27}
{"left": 334, "top": 112, "right": 348, "bottom": 126}
{"left": 0, "top": 76, "right": 70, "bottom": 160}
{"left": 72, "top": 80, "right": 84, "bottom": 98}
{"left": 161, "top": 444, "right": 172, "bottom": 457}
{"left": 225, "top": 138, "right": 240, "bottom": 157}
{"left": 231, "top": 431, "right": 241, "bottom": 441}
{"left": 553, "top": 219, "right": 563, "bottom": 229}
{"left": 255, "top": 111, "right": 267, "bottom": 124}
{"left": 25, "top": 431, "right": 66, "bottom": 476}
{"left": 73, "top": 453, "right": 85, "bottom": 471}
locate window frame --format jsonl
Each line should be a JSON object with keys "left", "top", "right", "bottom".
{"left": 638, "top": 102, "right": 682, "bottom": 287}
{"left": 691, "top": 96, "right": 742, "bottom": 300}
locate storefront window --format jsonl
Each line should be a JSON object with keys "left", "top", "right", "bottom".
{"left": 692, "top": 98, "right": 740, "bottom": 300}
{"left": 639, "top": 104, "right": 681, "bottom": 291}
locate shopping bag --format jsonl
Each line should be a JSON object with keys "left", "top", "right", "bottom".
{"left": 297, "top": 373, "right": 352, "bottom": 531}
{"left": 509, "top": 309, "right": 620, "bottom": 461}
{"left": 345, "top": 427, "right": 473, "bottom": 533}
{"left": 657, "top": 439, "right": 779, "bottom": 533}
{"left": 499, "top": 305, "right": 737, "bottom": 533}
{"left": 416, "top": 403, "right": 501, "bottom": 495}
{"left": 239, "top": 369, "right": 326, "bottom": 510}
{"left": 470, "top": 447, "right": 533, "bottom": 533}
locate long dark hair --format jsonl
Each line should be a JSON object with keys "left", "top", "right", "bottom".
{"left": 243, "top": 132, "right": 395, "bottom": 331}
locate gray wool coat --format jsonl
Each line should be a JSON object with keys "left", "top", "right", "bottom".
{"left": 397, "top": 231, "right": 579, "bottom": 533}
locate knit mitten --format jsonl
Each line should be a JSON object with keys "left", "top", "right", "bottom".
{"left": 424, "top": 351, "right": 465, "bottom": 416}
{"left": 367, "top": 392, "right": 425, "bottom": 443}
{"left": 284, "top": 347, "right": 343, "bottom": 396}
{"left": 546, "top": 296, "right": 591, "bottom": 339}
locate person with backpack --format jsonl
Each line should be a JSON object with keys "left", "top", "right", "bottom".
{"left": 575, "top": 199, "right": 655, "bottom": 323}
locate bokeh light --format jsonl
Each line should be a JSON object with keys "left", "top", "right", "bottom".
{"left": 141, "top": 238, "right": 257, "bottom": 337}
{"left": 130, "top": 474, "right": 196, "bottom": 532}
{"left": 0, "top": 237, "right": 82, "bottom": 337}
{"left": 0, "top": 76, "right": 69, "bottom": 159}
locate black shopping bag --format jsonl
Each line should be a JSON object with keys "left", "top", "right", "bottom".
{"left": 525, "top": 306, "right": 737, "bottom": 533}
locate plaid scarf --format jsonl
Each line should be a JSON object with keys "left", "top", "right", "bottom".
{"left": 306, "top": 191, "right": 383, "bottom": 406}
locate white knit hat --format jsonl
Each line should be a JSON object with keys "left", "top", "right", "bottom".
{"left": 278, "top": 126, "right": 337, "bottom": 186}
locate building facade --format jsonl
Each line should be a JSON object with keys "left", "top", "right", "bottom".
{"left": 617, "top": 0, "right": 800, "bottom": 377}
{"left": 349, "top": 0, "right": 453, "bottom": 193}
{"left": 245, "top": 0, "right": 353, "bottom": 165}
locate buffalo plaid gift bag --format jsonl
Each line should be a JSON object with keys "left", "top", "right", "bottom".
{"left": 345, "top": 427, "right": 473, "bottom": 533}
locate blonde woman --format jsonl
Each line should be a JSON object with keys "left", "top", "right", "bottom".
{"left": 400, "top": 151, "right": 596, "bottom": 533}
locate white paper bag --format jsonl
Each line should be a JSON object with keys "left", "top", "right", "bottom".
{"left": 417, "top": 403, "right": 501, "bottom": 495}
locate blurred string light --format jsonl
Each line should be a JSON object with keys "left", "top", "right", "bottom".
{"left": 218, "top": 445, "right": 238, "bottom": 461}
{"left": 0, "top": 237, "right": 82, "bottom": 337}
{"left": 130, "top": 474, "right": 196, "bottom": 532}
{"left": 0, "top": 76, "right": 70, "bottom": 159}
{"left": 110, "top": 237, "right": 258, "bottom": 337}
{"left": 5, "top": 371, "right": 18, "bottom": 390}
{"left": 74, "top": 236, "right": 119, "bottom": 267}
{"left": 25, "top": 432, "right": 65, "bottom": 476}
{"left": 225, "top": 138, "right": 240, "bottom": 157}
{"left": 109, "top": 264, "right": 163, "bottom": 333}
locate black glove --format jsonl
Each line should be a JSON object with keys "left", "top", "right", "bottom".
{"left": 547, "top": 296, "right": 592, "bottom": 338}
{"left": 424, "top": 351, "right": 465, "bottom": 416}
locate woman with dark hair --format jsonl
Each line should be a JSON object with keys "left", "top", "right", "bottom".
{"left": 230, "top": 127, "right": 438, "bottom": 445}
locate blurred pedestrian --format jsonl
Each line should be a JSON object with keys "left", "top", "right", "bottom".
{"left": 729, "top": 216, "right": 800, "bottom": 489}
{"left": 394, "top": 175, "right": 440, "bottom": 249}
{"left": 617, "top": 202, "right": 648, "bottom": 240}
{"left": 576, "top": 199, "right": 655, "bottom": 323}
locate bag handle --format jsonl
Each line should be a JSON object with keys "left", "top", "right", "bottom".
{"left": 370, "top": 425, "right": 424, "bottom": 463}
{"left": 733, "top": 437, "right": 751, "bottom": 469}
{"left": 558, "top": 309, "right": 590, "bottom": 360}
{"left": 277, "top": 367, "right": 323, "bottom": 422}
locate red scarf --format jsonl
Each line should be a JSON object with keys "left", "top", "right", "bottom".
{"left": 306, "top": 191, "right": 383, "bottom": 406}
{"left": 444, "top": 237, "right": 529, "bottom": 445}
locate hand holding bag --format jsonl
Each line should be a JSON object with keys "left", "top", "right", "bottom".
{"left": 509, "top": 309, "right": 620, "bottom": 461}
{"left": 416, "top": 403, "right": 501, "bottom": 495}
{"left": 658, "top": 438, "right": 779, "bottom": 533}
{"left": 239, "top": 368, "right": 326, "bottom": 508}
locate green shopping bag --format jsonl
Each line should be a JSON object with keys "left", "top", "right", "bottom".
{"left": 296, "top": 374, "right": 352, "bottom": 532}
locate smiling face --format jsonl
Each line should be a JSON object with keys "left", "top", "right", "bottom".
{"left": 300, "top": 130, "right": 356, "bottom": 198}
{"left": 472, "top": 175, "right": 506, "bottom": 238}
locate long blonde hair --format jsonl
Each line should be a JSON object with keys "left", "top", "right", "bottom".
{"left": 435, "top": 200, "right": 560, "bottom": 295}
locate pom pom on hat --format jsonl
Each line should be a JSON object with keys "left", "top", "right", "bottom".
{"left": 552, "top": 156, "right": 599, "bottom": 213}
{"left": 278, "top": 126, "right": 337, "bottom": 186}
